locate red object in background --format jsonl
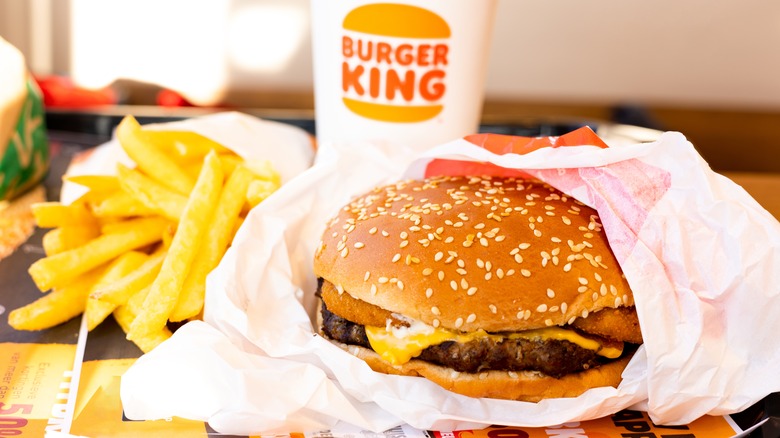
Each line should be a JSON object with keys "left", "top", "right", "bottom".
{"left": 34, "top": 75, "right": 117, "bottom": 108}
{"left": 156, "top": 89, "right": 194, "bottom": 107}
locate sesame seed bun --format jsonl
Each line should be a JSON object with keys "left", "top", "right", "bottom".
{"left": 313, "top": 175, "right": 635, "bottom": 333}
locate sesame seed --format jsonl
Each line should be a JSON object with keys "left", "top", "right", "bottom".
{"left": 521, "top": 269, "right": 531, "bottom": 277}
{"left": 438, "top": 271, "right": 445, "bottom": 281}
{"left": 496, "top": 268, "right": 504, "bottom": 279}
{"left": 544, "top": 319, "right": 554, "bottom": 326}
{"left": 476, "top": 258, "right": 485, "bottom": 268}
{"left": 425, "top": 288, "right": 433, "bottom": 298}
{"left": 537, "top": 304, "right": 548, "bottom": 312}
{"left": 533, "top": 229, "right": 542, "bottom": 237}
{"left": 378, "top": 277, "right": 389, "bottom": 284}
{"left": 549, "top": 305, "right": 559, "bottom": 312}
{"left": 455, "top": 318, "right": 464, "bottom": 329}
{"left": 547, "top": 288, "right": 555, "bottom": 298}
{"left": 456, "top": 268, "right": 467, "bottom": 275}
{"left": 450, "top": 280, "right": 458, "bottom": 291}
{"left": 510, "top": 248, "right": 520, "bottom": 256}
{"left": 563, "top": 263, "right": 572, "bottom": 272}
{"left": 578, "top": 277, "right": 589, "bottom": 285}
{"left": 508, "top": 371, "right": 519, "bottom": 378}
{"left": 340, "top": 248, "right": 349, "bottom": 258}
{"left": 516, "top": 311, "right": 524, "bottom": 320}
{"left": 495, "top": 235, "right": 506, "bottom": 242}
{"left": 336, "top": 284, "right": 344, "bottom": 294}
{"left": 460, "top": 279, "right": 469, "bottom": 290}
{"left": 466, "top": 314, "right": 477, "bottom": 323}
{"left": 578, "top": 286, "right": 588, "bottom": 293}
{"left": 370, "top": 284, "right": 377, "bottom": 295}
{"left": 489, "top": 304, "right": 497, "bottom": 313}
{"left": 364, "top": 271, "right": 370, "bottom": 281}
{"left": 610, "top": 285, "right": 618, "bottom": 295}
{"left": 615, "top": 297, "right": 623, "bottom": 307}
{"left": 561, "top": 302, "right": 568, "bottom": 313}
{"left": 381, "top": 230, "right": 389, "bottom": 237}
{"left": 422, "top": 268, "right": 433, "bottom": 276}
{"left": 392, "top": 253, "right": 401, "bottom": 263}
{"left": 514, "top": 254, "right": 523, "bottom": 264}
{"left": 432, "top": 306, "right": 441, "bottom": 315}
{"left": 600, "top": 283, "right": 608, "bottom": 296}
{"left": 444, "top": 236, "right": 454, "bottom": 243}
{"left": 592, "top": 292, "right": 599, "bottom": 302}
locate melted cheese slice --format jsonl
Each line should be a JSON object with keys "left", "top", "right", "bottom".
{"left": 366, "top": 323, "right": 623, "bottom": 366}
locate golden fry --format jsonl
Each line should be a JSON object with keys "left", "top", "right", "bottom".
{"left": 114, "top": 307, "right": 171, "bottom": 353}
{"left": 90, "top": 247, "right": 166, "bottom": 305}
{"left": 246, "top": 179, "right": 279, "bottom": 208}
{"left": 244, "top": 159, "right": 281, "bottom": 185}
{"left": 91, "top": 190, "right": 157, "bottom": 218}
{"left": 85, "top": 251, "right": 149, "bottom": 331}
{"left": 32, "top": 202, "right": 97, "bottom": 228}
{"left": 116, "top": 164, "right": 187, "bottom": 221}
{"left": 65, "top": 174, "right": 121, "bottom": 194}
{"left": 116, "top": 115, "right": 195, "bottom": 195}
{"left": 42, "top": 225, "right": 100, "bottom": 256}
{"left": 28, "top": 216, "right": 169, "bottom": 291}
{"left": 9, "top": 267, "right": 105, "bottom": 330}
{"left": 128, "top": 151, "right": 223, "bottom": 340}
{"left": 145, "top": 129, "right": 233, "bottom": 161}
{"left": 170, "top": 165, "right": 255, "bottom": 321}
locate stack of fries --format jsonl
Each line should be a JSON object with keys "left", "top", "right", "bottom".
{"left": 9, "top": 115, "right": 281, "bottom": 352}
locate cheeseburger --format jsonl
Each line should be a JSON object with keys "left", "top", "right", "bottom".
{"left": 313, "top": 175, "right": 642, "bottom": 401}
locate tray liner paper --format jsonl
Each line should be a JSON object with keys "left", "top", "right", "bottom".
{"left": 118, "top": 123, "right": 780, "bottom": 435}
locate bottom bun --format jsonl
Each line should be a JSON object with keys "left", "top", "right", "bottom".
{"left": 334, "top": 341, "right": 633, "bottom": 402}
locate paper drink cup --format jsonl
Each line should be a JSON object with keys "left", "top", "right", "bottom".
{"left": 311, "top": 0, "right": 497, "bottom": 150}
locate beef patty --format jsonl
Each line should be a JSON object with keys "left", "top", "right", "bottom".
{"left": 320, "top": 301, "right": 618, "bottom": 378}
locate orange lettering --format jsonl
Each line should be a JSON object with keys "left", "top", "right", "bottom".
{"left": 433, "top": 44, "right": 449, "bottom": 66}
{"left": 356, "top": 39, "right": 372, "bottom": 62}
{"left": 342, "top": 36, "right": 354, "bottom": 58}
{"left": 395, "top": 44, "right": 414, "bottom": 66}
{"left": 369, "top": 67, "right": 380, "bottom": 98}
{"left": 376, "top": 42, "right": 392, "bottom": 64}
{"left": 386, "top": 69, "right": 415, "bottom": 102}
{"left": 417, "top": 44, "right": 431, "bottom": 66}
{"left": 342, "top": 62, "right": 365, "bottom": 95}
{"left": 419, "top": 70, "right": 445, "bottom": 101}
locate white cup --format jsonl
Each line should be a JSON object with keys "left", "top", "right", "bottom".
{"left": 311, "top": 0, "right": 497, "bottom": 151}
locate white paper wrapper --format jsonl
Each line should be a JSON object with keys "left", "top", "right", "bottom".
{"left": 119, "top": 124, "right": 780, "bottom": 435}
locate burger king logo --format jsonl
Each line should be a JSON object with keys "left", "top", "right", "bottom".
{"left": 341, "top": 3, "right": 451, "bottom": 123}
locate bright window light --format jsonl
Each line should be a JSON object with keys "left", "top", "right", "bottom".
{"left": 70, "top": 0, "right": 229, "bottom": 105}
{"left": 227, "top": 3, "right": 308, "bottom": 73}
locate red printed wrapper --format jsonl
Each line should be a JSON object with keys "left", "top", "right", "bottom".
{"left": 120, "top": 127, "right": 780, "bottom": 435}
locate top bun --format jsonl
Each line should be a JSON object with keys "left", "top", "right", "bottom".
{"left": 313, "top": 175, "right": 633, "bottom": 333}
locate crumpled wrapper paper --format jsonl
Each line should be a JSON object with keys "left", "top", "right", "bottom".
{"left": 118, "top": 121, "right": 780, "bottom": 435}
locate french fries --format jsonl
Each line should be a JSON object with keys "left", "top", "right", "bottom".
{"left": 127, "top": 150, "right": 224, "bottom": 341}
{"left": 10, "top": 115, "right": 283, "bottom": 354}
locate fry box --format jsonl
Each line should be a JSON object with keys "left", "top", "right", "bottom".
{"left": 119, "top": 127, "right": 780, "bottom": 435}
{"left": 311, "top": 0, "right": 497, "bottom": 151}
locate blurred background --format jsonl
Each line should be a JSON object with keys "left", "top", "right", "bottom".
{"left": 2, "top": 0, "right": 780, "bottom": 172}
